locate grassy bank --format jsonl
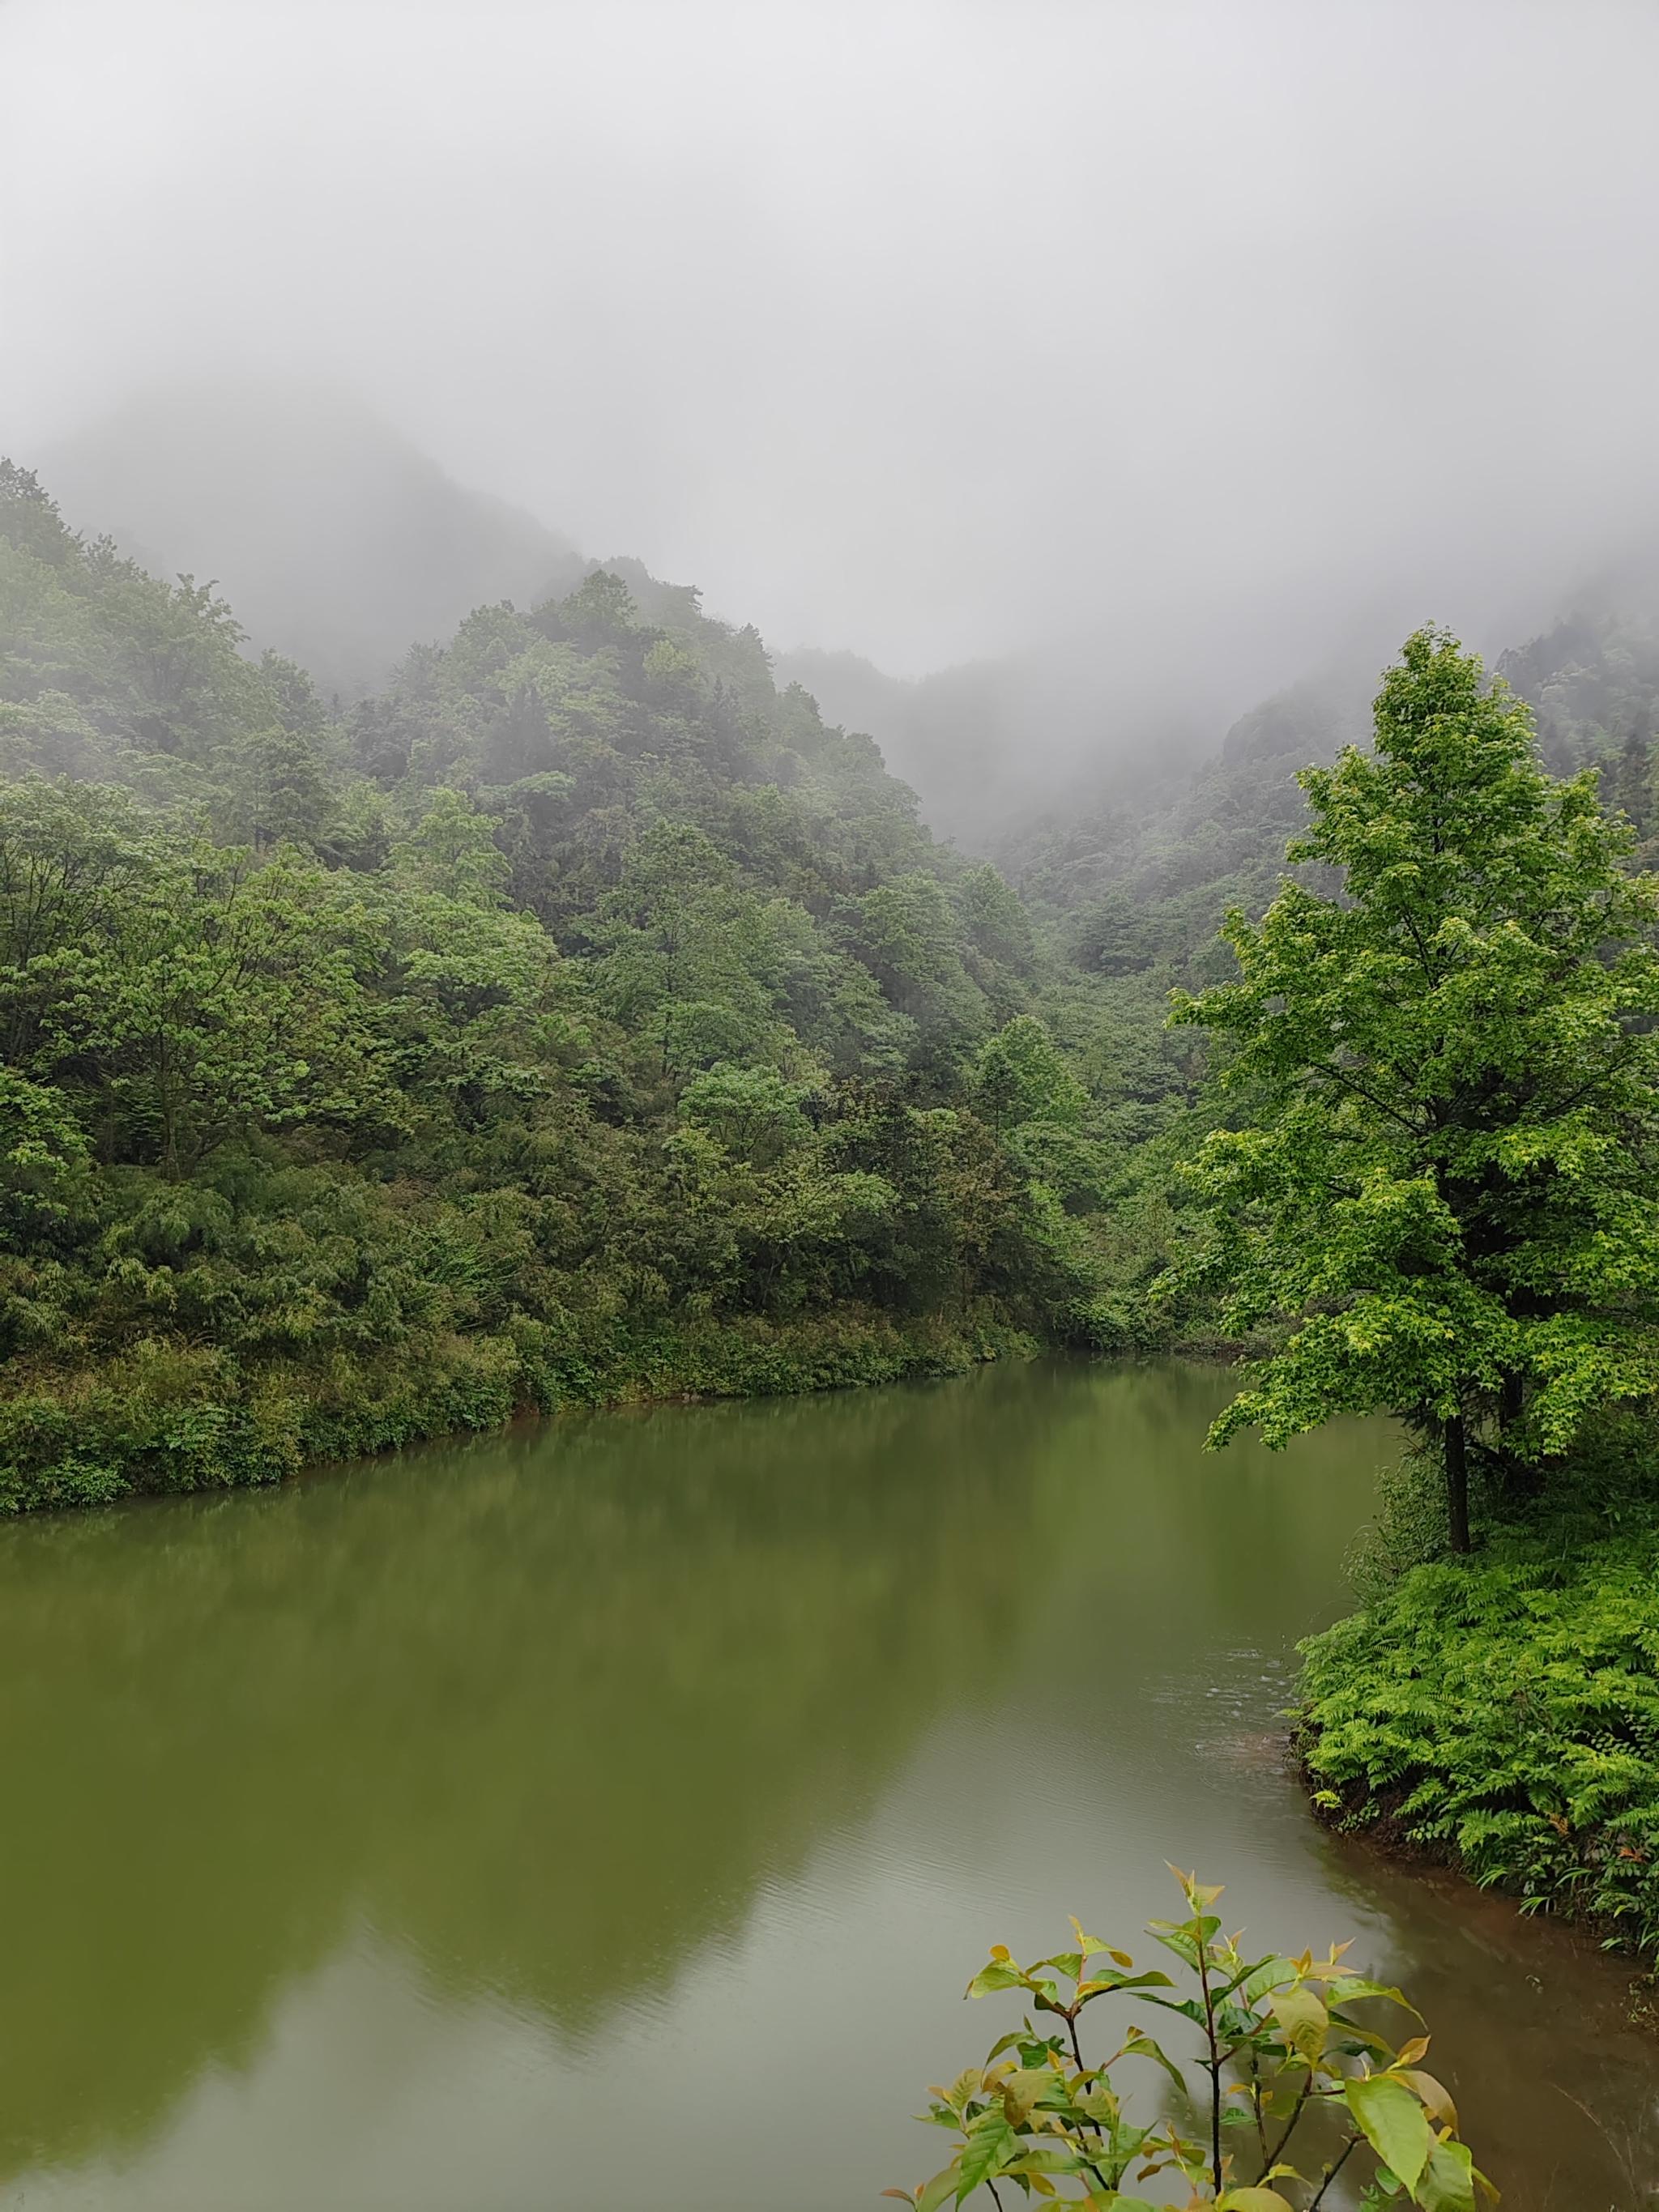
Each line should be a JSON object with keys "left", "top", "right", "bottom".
{"left": 1300, "top": 1512, "right": 1659, "bottom": 1963}
{"left": 0, "top": 1307, "right": 1039, "bottom": 1514}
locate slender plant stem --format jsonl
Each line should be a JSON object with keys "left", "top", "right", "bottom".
{"left": 1307, "top": 2133, "right": 1359, "bottom": 2209}
{"left": 1061, "top": 2005, "right": 1117, "bottom": 2197}
{"left": 1258, "top": 2073, "right": 1313, "bottom": 2178}
{"left": 1248, "top": 2050, "right": 1269, "bottom": 2169}
{"left": 1196, "top": 1943, "right": 1222, "bottom": 2193}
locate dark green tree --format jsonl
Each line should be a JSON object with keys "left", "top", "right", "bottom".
{"left": 1170, "top": 628, "right": 1659, "bottom": 1550}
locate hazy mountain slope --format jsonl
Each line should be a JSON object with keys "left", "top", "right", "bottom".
{"left": 1000, "top": 607, "right": 1659, "bottom": 986}
{"left": 773, "top": 646, "right": 1208, "bottom": 851}
{"left": 773, "top": 647, "right": 1007, "bottom": 844}
{"left": 43, "top": 384, "right": 586, "bottom": 697}
{"left": 0, "top": 457, "right": 1119, "bottom": 1511}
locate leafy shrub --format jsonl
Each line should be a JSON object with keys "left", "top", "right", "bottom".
{"left": 889, "top": 1871, "right": 1490, "bottom": 2210}
{"left": 0, "top": 1305, "right": 1027, "bottom": 1513}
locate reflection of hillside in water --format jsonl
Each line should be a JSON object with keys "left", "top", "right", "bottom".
{"left": 0, "top": 1367, "right": 1080, "bottom": 2174}
{"left": 0, "top": 1357, "right": 1403, "bottom": 2200}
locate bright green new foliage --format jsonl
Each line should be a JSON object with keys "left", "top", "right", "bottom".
{"left": 1169, "top": 628, "right": 1659, "bottom": 1546}
{"left": 887, "top": 1871, "right": 1491, "bottom": 2210}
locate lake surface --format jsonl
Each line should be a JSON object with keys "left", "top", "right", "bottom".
{"left": 0, "top": 1357, "right": 1652, "bottom": 2210}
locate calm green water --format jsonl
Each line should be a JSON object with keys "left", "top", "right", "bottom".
{"left": 0, "top": 1358, "right": 1652, "bottom": 2210}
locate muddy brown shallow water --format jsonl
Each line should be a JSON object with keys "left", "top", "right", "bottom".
{"left": 0, "top": 1358, "right": 1651, "bottom": 2208}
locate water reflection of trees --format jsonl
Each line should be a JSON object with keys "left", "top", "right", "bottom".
{"left": 0, "top": 1370, "right": 1060, "bottom": 2172}
{"left": 0, "top": 1357, "right": 1389, "bottom": 2187}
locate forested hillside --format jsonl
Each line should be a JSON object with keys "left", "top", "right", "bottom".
{"left": 0, "top": 460, "right": 1188, "bottom": 1511}
{"left": 770, "top": 647, "right": 1043, "bottom": 847}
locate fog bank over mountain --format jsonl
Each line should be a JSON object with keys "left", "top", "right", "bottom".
{"left": 773, "top": 645, "right": 1215, "bottom": 847}
{"left": 44, "top": 386, "right": 586, "bottom": 698}
{"left": 7, "top": 0, "right": 1659, "bottom": 815}
{"left": 40, "top": 373, "right": 1659, "bottom": 855}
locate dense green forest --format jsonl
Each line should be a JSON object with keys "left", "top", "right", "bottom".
{"left": 992, "top": 612, "right": 1659, "bottom": 1968}
{"left": 6, "top": 451, "right": 1659, "bottom": 1523}
{"left": 0, "top": 458, "right": 1207, "bottom": 1511}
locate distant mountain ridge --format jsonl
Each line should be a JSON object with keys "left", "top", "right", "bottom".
{"left": 44, "top": 381, "right": 1659, "bottom": 874}
{"left": 42, "top": 383, "right": 588, "bottom": 698}
{"left": 35, "top": 384, "right": 1375, "bottom": 853}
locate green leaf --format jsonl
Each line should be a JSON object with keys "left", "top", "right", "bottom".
{"left": 1145, "top": 1918, "right": 1203, "bottom": 1968}
{"left": 1077, "top": 1970, "right": 1177, "bottom": 2001}
{"left": 1346, "top": 2073, "right": 1435, "bottom": 2193}
{"left": 1137, "top": 1992, "right": 1207, "bottom": 2027}
{"left": 1218, "top": 2191, "right": 1298, "bottom": 2211}
{"left": 945, "top": 2066, "right": 986, "bottom": 2112}
{"left": 954, "top": 2110, "right": 1015, "bottom": 2202}
{"left": 966, "top": 1963, "right": 1026, "bottom": 1997}
{"left": 1070, "top": 1920, "right": 1135, "bottom": 1970}
{"left": 1330, "top": 1976, "right": 1422, "bottom": 2020}
{"left": 1002, "top": 2146, "right": 1084, "bottom": 2177}
{"left": 915, "top": 2166, "right": 961, "bottom": 2212}
{"left": 1231, "top": 1954, "right": 1299, "bottom": 2005}
{"left": 1119, "top": 2029, "right": 1188, "bottom": 2093}
{"left": 1394, "top": 2068, "right": 1458, "bottom": 2132}
{"left": 1041, "top": 1950, "right": 1085, "bottom": 1979}
{"left": 1415, "top": 2137, "right": 1479, "bottom": 2212}
{"left": 1074, "top": 2081, "right": 1126, "bottom": 2126}
{"left": 1271, "top": 1984, "right": 1328, "bottom": 2064}
{"left": 1000, "top": 2066, "right": 1063, "bottom": 2124}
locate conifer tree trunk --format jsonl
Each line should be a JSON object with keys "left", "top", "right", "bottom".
{"left": 1444, "top": 1413, "right": 1470, "bottom": 1554}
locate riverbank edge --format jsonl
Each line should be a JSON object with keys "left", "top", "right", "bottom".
{"left": 1292, "top": 1529, "right": 1659, "bottom": 1984}
{"left": 0, "top": 1306, "right": 1060, "bottom": 1515}
{"left": 1293, "top": 1735, "right": 1659, "bottom": 2027}
{"left": 0, "top": 1302, "right": 1250, "bottom": 1516}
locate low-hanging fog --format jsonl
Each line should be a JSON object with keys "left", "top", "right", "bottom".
{"left": 5, "top": 0, "right": 1659, "bottom": 833}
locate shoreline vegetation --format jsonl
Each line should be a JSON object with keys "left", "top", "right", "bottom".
{"left": 0, "top": 1307, "right": 1047, "bottom": 1515}
{"left": 1297, "top": 1461, "right": 1659, "bottom": 1978}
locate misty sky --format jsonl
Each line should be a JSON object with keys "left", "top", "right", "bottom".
{"left": 5, "top": 0, "right": 1659, "bottom": 697}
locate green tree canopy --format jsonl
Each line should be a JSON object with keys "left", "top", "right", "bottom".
{"left": 1170, "top": 627, "right": 1659, "bottom": 1548}
{"left": 972, "top": 1012, "right": 1086, "bottom": 1132}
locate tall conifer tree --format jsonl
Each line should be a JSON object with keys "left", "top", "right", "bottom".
{"left": 1173, "top": 628, "right": 1659, "bottom": 1549}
